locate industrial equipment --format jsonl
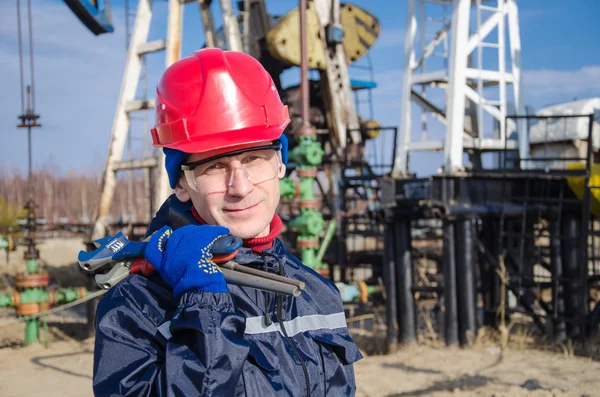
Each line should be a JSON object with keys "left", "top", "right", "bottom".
{"left": 381, "top": 0, "right": 600, "bottom": 350}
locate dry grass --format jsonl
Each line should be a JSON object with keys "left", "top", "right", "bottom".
{"left": 465, "top": 323, "right": 600, "bottom": 363}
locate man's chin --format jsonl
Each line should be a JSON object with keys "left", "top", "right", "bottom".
{"left": 227, "top": 227, "right": 259, "bottom": 240}
{"left": 227, "top": 220, "right": 270, "bottom": 240}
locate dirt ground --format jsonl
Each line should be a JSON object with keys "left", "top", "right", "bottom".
{"left": 1, "top": 237, "right": 599, "bottom": 397}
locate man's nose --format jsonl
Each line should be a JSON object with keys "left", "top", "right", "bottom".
{"left": 227, "top": 167, "right": 254, "bottom": 196}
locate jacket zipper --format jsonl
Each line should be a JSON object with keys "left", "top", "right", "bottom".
{"left": 278, "top": 294, "right": 311, "bottom": 397}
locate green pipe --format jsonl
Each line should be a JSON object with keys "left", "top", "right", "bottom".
{"left": 316, "top": 221, "right": 337, "bottom": 263}
{"left": 24, "top": 319, "right": 39, "bottom": 345}
{"left": 299, "top": 175, "right": 315, "bottom": 200}
{"left": 367, "top": 285, "right": 379, "bottom": 295}
{"left": 26, "top": 258, "right": 38, "bottom": 274}
{"left": 301, "top": 246, "right": 317, "bottom": 269}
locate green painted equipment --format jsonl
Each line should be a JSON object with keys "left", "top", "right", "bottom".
{"left": 279, "top": 178, "right": 297, "bottom": 200}
{"left": 0, "top": 283, "right": 88, "bottom": 345}
{"left": 289, "top": 137, "right": 324, "bottom": 166}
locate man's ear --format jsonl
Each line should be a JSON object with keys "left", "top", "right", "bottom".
{"left": 173, "top": 175, "right": 191, "bottom": 202}
{"left": 277, "top": 163, "right": 286, "bottom": 179}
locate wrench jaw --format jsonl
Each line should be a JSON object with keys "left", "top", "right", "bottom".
{"left": 78, "top": 232, "right": 141, "bottom": 290}
{"left": 77, "top": 232, "right": 132, "bottom": 272}
{"left": 92, "top": 235, "right": 117, "bottom": 248}
{"left": 94, "top": 260, "right": 135, "bottom": 290}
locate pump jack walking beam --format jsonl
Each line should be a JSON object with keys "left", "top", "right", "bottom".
{"left": 313, "top": 0, "right": 361, "bottom": 148}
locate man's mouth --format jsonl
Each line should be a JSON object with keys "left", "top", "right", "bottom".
{"left": 223, "top": 202, "right": 260, "bottom": 213}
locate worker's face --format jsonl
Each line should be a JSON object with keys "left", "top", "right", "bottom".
{"left": 174, "top": 142, "right": 285, "bottom": 239}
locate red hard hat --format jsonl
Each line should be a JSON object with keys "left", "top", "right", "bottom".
{"left": 151, "top": 48, "right": 290, "bottom": 154}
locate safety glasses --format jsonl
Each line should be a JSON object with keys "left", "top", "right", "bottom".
{"left": 181, "top": 141, "right": 283, "bottom": 194}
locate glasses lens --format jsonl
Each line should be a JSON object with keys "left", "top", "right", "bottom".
{"left": 184, "top": 149, "right": 280, "bottom": 194}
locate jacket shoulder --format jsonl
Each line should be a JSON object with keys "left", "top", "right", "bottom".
{"left": 96, "top": 274, "right": 177, "bottom": 329}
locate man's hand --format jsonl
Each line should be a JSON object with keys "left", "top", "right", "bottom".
{"left": 145, "top": 225, "right": 231, "bottom": 298}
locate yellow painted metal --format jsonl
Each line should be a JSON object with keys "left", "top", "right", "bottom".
{"left": 340, "top": 3, "right": 380, "bottom": 63}
{"left": 357, "top": 280, "right": 369, "bottom": 303}
{"left": 266, "top": 2, "right": 380, "bottom": 69}
{"left": 566, "top": 162, "right": 600, "bottom": 217}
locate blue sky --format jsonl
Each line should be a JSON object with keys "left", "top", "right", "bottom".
{"left": 1, "top": 0, "right": 599, "bottom": 176}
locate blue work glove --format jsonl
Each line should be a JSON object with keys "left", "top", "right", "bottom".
{"left": 144, "top": 224, "right": 231, "bottom": 298}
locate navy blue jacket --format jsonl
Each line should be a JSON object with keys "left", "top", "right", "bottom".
{"left": 92, "top": 197, "right": 362, "bottom": 396}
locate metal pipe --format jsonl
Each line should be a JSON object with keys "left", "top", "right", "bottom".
{"left": 549, "top": 218, "right": 566, "bottom": 342}
{"left": 290, "top": 0, "right": 324, "bottom": 272}
{"left": 394, "top": 220, "right": 415, "bottom": 345}
{"left": 443, "top": 220, "right": 458, "bottom": 346}
{"left": 508, "top": 114, "right": 593, "bottom": 119}
{"left": 562, "top": 216, "right": 582, "bottom": 339}
{"left": 220, "top": 268, "right": 301, "bottom": 297}
{"left": 455, "top": 218, "right": 477, "bottom": 346}
{"left": 220, "top": 261, "right": 305, "bottom": 290}
{"left": 218, "top": 0, "right": 243, "bottom": 52}
{"left": 411, "top": 286, "right": 444, "bottom": 294}
{"left": 444, "top": 203, "right": 545, "bottom": 217}
{"left": 299, "top": 0, "right": 310, "bottom": 130}
{"left": 383, "top": 225, "right": 398, "bottom": 353}
{"left": 339, "top": 189, "right": 348, "bottom": 283}
{"left": 480, "top": 218, "right": 501, "bottom": 327}
{"left": 519, "top": 214, "right": 535, "bottom": 287}
{"left": 198, "top": 0, "right": 217, "bottom": 48}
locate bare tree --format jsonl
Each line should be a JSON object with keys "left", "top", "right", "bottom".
{"left": 0, "top": 168, "right": 150, "bottom": 225}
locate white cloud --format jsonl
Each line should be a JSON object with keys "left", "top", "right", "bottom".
{"left": 523, "top": 65, "right": 600, "bottom": 99}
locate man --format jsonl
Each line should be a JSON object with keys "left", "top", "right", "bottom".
{"left": 93, "top": 48, "right": 362, "bottom": 397}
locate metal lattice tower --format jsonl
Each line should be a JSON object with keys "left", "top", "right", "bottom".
{"left": 393, "top": 0, "right": 527, "bottom": 176}
{"left": 91, "top": 0, "right": 175, "bottom": 241}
